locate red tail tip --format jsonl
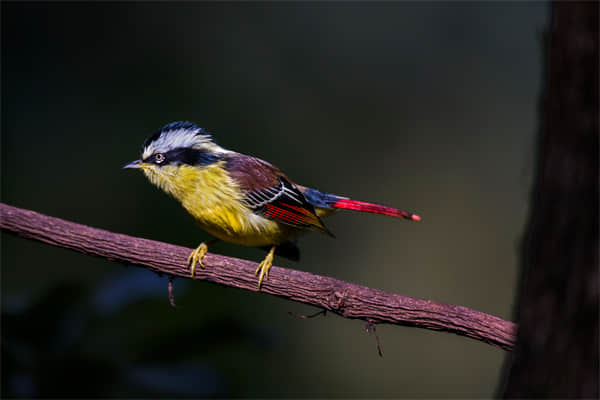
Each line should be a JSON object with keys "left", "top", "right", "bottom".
{"left": 411, "top": 214, "right": 421, "bottom": 221}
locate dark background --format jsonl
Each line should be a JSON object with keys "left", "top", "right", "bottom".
{"left": 2, "top": 2, "right": 547, "bottom": 397}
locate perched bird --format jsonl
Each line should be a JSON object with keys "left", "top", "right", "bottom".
{"left": 124, "top": 121, "right": 420, "bottom": 288}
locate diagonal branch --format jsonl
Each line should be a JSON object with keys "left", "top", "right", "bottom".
{"left": 0, "top": 202, "right": 517, "bottom": 351}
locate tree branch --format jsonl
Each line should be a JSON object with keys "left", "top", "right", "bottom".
{"left": 0, "top": 202, "right": 516, "bottom": 351}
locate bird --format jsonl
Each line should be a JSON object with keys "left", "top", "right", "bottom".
{"left": 124, "top": 121, "right": 421, "bottom": 289}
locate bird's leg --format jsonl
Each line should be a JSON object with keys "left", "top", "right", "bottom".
{"left": 188, "top": 238, "right": 220, "bottom": 279}
{"left": 255, "top": 245, "right": 276, "bottom": 289}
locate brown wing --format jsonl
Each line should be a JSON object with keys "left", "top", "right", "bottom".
{"left": 225, "top": 154, "right": 332, "bottom": 235}
{"left": 225, "top": 153, "right": 284, "bottom": 192}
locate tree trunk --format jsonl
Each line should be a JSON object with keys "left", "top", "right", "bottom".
{"left": 502, "top": 1, "right": 598, "bottom": 397}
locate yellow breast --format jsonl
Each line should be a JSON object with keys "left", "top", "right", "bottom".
{"left": 144, "top": 162, "right": 292, "bottom": 246}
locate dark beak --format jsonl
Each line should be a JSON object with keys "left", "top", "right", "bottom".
{"left": 123, "top": 159, "right": 143, "bottom": 169}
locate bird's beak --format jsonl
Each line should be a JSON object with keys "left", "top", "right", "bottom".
{"left": 123, "top": 159, "right": 143, "bottom": 169}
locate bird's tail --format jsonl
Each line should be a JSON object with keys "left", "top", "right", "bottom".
{"left": 331, "top": 198, "right": 421, "bottom": 221}
{"left": 301, "top": 187, "right": 421, "bottom": 221}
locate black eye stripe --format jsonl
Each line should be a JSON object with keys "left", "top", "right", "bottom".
{"left": 153, "top": 148, "right": 223, "bottom": 166}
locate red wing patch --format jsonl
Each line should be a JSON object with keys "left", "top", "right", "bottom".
{"left": 264, "top": 203, "right": 322, "bottom": 227}
{"left": 244, "top": 178, "right": 332, "bottom": 235}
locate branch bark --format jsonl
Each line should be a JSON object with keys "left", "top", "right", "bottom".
{"left": 1, "top": 202, "right": 516, "bottom": 351}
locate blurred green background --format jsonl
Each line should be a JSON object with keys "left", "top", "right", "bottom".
{"left": 2, "top": 2, "right": 547, "bottom": 397}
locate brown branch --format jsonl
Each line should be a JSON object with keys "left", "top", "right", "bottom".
{"left": 0, "top": 202, "right": 517, "bottom": 351}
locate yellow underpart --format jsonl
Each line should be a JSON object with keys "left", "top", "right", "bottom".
{"left": 142, "top": 161, "right": 292, "bottom": 246}
{"left": 315, "top": 207, "right": 337, "bottom": 219}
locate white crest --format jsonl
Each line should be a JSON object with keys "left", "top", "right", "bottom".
{"left": 142, "top": 125, "right": 229, "bottom": 160}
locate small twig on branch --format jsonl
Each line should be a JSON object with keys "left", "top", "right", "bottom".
{"left": 0, "top": 203, "right": 517, "bottom": 351}
{"left": 366, "top": 320, "right": 384, "bottom": 357}
{"left": 288, "top": 309, "right": 328, "bottom": 319}
{"left": 168, "top": 276, "right": 176, "bottom": 308}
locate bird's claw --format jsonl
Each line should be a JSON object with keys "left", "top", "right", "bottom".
{"left": 188, "top": 242, "right": 209, "bottom": 279}
{"left": 255, "top": 246, "right": 275, "bottom": 289}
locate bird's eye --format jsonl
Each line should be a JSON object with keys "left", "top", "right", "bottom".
{"left": 154, "top": 153, "right": 166, "bottom": 164}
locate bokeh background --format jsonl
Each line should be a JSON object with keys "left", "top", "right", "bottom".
{"left": 2, "top": 2, "right": 548, "bottom": 397}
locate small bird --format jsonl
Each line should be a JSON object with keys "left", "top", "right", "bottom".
{"left": 124, "top": 121, "right": 420, "bottom": 289}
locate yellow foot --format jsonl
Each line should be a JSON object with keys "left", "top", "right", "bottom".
{"left": 255, "top": 246, "right": 275, "bottom": 289}
{"left": 187, "top": 242, "right": 209, "bottom": 279}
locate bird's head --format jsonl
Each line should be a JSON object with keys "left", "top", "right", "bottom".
{"left": 123, "top": 121, "right": 231, "bottom": 193}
